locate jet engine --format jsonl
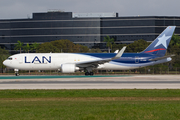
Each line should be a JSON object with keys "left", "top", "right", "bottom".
{"left": 61, "top": 64, "right": 79, "bottom": 73}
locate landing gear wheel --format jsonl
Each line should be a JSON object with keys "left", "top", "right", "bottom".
{"left": 90, "top": 72, "right": 94, "bottom": 76}
{"left": 14, "top": 69, "right": 19, "bottom": 76}
{"left": 15, "top": 73, "right": 19, "bottom": 76}
{"left": 85, "top": 72, "right": 89, "bottom": 76}
{"left": 85, "top": 72, "right": 94, "bottom": 76}
{"left": 84, "top": 68, "right": 94, "bottom": 76}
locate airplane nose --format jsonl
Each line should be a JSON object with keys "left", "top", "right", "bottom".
{"left": 3, "top": 60, "right": 7, "bottom": 66}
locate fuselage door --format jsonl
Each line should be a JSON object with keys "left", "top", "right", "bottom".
{"left": 19, "top": 56, "right": 23, "bottom": 64}
{"left": 135, "top": 56, "right": 139, "bottom": 63}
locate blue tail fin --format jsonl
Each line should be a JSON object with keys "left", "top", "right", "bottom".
{"left": 141, "top": 26, "right": 176, "bottom": 56}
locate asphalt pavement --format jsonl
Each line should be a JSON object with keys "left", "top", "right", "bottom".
{"left": 0, "top": 75, "right": 179, "bottom": 89}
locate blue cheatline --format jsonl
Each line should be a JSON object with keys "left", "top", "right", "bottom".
{"left": 0, "top": 75, "right": 131, "bottom": 79}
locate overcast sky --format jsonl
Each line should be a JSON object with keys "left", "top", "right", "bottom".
{"left": 0, "top": 0, "right": 179, "bottom": 19}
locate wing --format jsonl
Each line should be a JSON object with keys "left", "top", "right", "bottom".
{"left": 76, "top": 46, "right": 126, "bottom": 68}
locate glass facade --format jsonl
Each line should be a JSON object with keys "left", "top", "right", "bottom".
{"left": 0, "top": 12, "right": 179, "bottom": 53}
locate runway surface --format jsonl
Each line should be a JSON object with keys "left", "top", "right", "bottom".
{"left": 0, "top": 75, "right": 180, "bottom": 89}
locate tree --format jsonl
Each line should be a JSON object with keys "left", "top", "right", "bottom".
{"left": 51, "top": 39, "right": 76, "bottom": 53}
{"left": 112, "top": 43, "right": 127, "bottom": 52}
{"left": 31, "top": 42, "right": 40, "bottom": 53}
{"left": 103, "top": 36, "right": 114, "bottom": 53}
{"left": 167, "top": 34, "right": 180, "bottom": 67}
{"left": 126, "top": 39, "right": 150, "bottom": 53}
{"left": 168, "top": 34, "right": 180, "bottom": 54}
{"left": 23, "top": 43, "right": 31, "bottom": 53}
{"left": 170, "top": 34, "right": 180, "bottom": 46}
{"left": 36, "top": 42, "right": 59, "bottom": 53}
{"left": 73, "top": 44, "right": 89, "bottom": 53}
{"left": 14, "top": 40, "right": 23, "bottom": 53}
{"left": 0, "top": 47, "right": 9, "bottom": 73}
{"left": 89, "top": 48, "right": 102, "bottom": 53}
{"left": 51, "top": 39, "right": 89, "bottom": 53}
{"left": 36, "top": 39, "right": 89, "bottom": 53}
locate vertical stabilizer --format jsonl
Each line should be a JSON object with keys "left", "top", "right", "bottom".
{"left": 141, "top": 26, "right": 176, "bottom": 56}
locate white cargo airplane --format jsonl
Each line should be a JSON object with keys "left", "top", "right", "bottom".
{"left": 3, "top": 26, "right": 176, "bottom": 76}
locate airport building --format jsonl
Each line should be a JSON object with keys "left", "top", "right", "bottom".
{"left": 0, "top": 11, "right": 180, "bottom": 53}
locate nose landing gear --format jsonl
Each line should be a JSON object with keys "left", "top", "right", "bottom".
{"left": 14, "top": 69, "right": 19, "bottom": 76}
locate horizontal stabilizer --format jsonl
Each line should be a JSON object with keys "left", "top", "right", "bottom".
{"left": 149, "top": 55, "right": 175, "bottom": 61}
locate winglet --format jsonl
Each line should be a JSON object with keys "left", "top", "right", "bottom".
{"left": 114, "top": 50, "right": 119, "bottom": 53}
{"left": 112, "top": 46, "right": 126, "bottom": 60}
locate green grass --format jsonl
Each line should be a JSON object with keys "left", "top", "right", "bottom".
{"left": 0, "top": 90, "right": 180, "bottom": 120}
{"left": 0, "top": 89, "right": 180, "bottom": 98}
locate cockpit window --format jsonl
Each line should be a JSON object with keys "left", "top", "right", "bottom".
{"left": 7, "top": 57, "right": 12, "bottom": 60}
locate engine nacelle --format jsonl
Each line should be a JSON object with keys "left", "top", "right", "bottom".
{"left": 61, "top": 64, "right": 79, "bottom": 73}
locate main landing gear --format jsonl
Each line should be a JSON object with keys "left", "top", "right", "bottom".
{"left": 84, "top": 68, "right": 94, "bottom": 76}
{"left": 14, "top": 69, "right": 19, "bottom": 76}
{"left": 85, "top": 72, "right": 94, "bottom": 76}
